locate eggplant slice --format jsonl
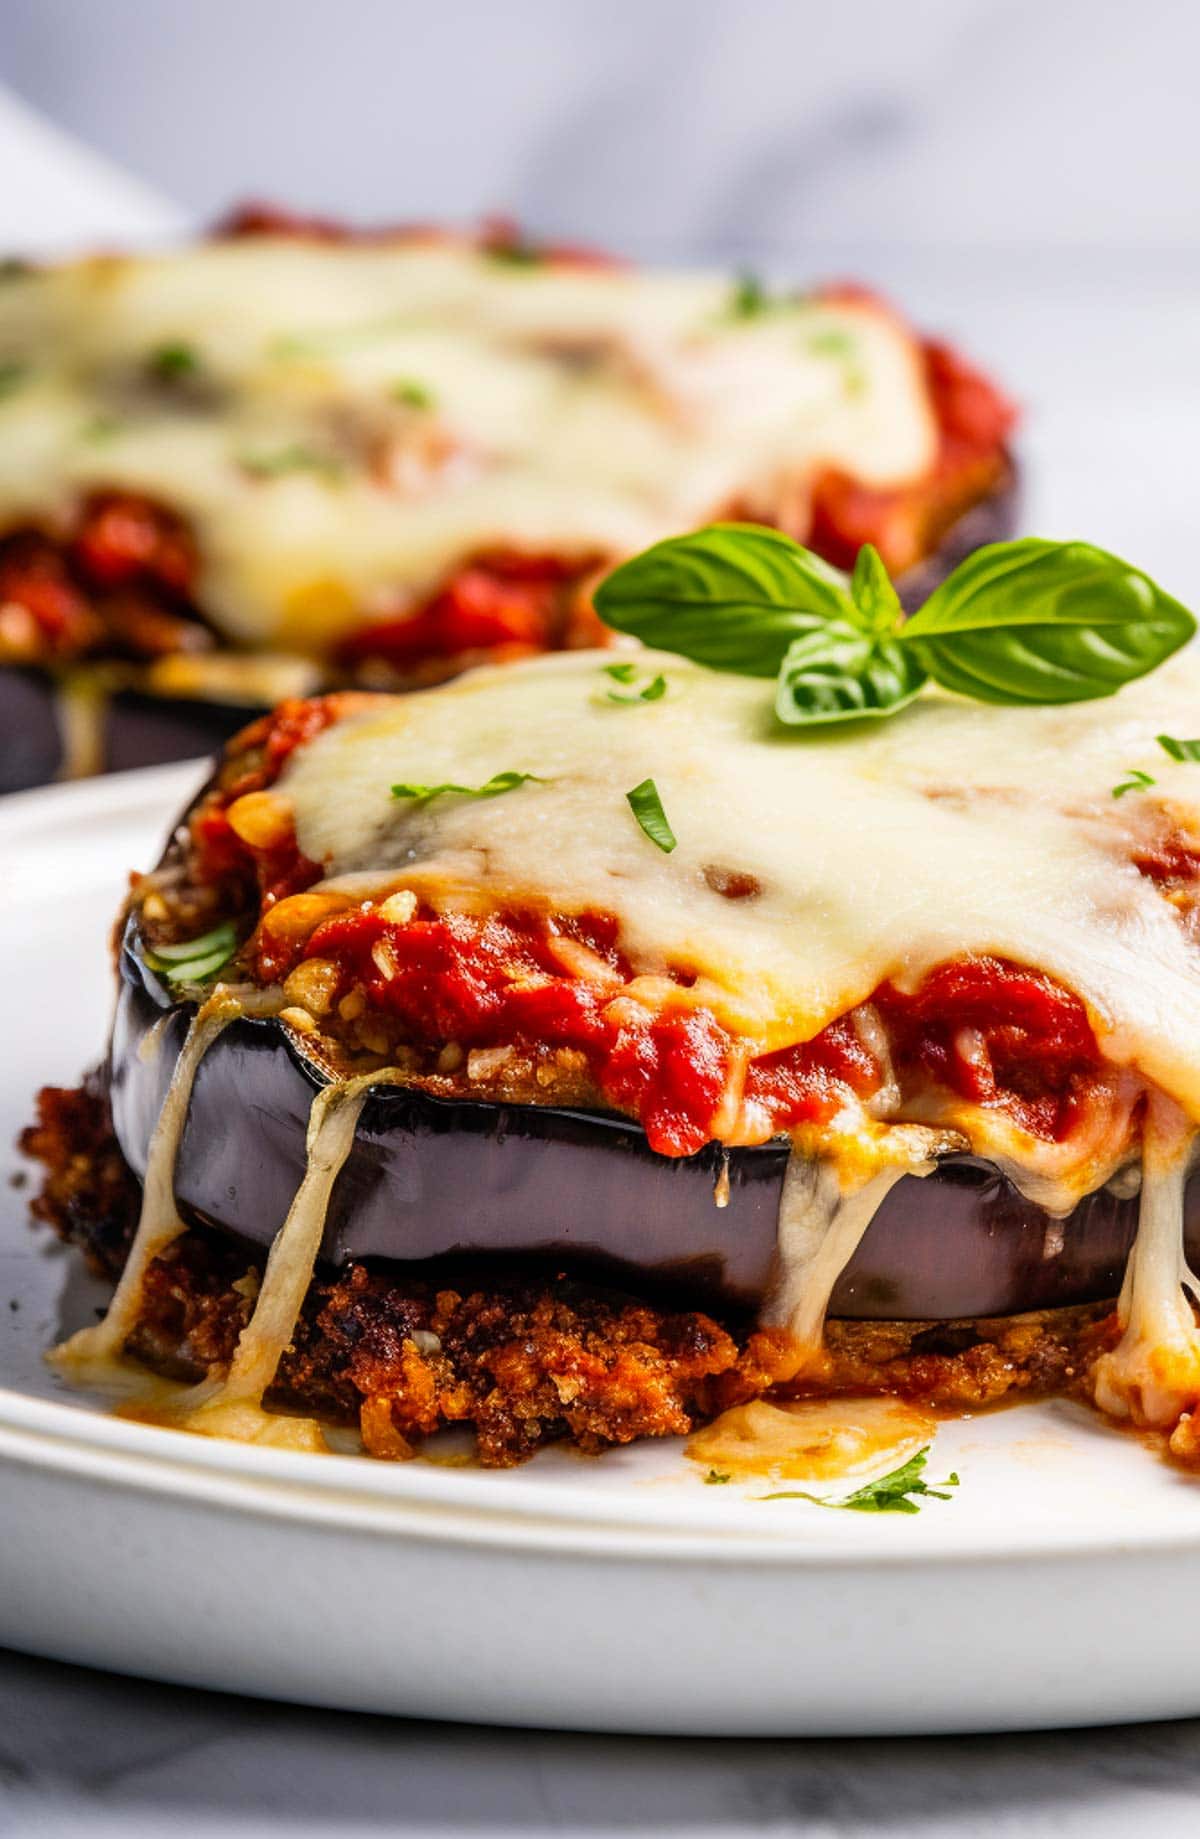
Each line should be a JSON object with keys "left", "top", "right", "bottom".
{"left": 110, "top": 897, "right": 1195, "bottom": 1324}
{"left": 0, "top": 476, "right": 1018, "bottom": 793}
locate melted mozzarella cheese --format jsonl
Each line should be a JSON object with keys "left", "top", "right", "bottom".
{"left": 280, "top": 645, "right": 1200, "bottom": 1121}
{"left": 0, "top": 240, "right": 935, "bottom": 652}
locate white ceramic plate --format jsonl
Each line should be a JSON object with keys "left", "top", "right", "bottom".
{"left": 4, "top": 765, "right": 1200, "bottom": 1737}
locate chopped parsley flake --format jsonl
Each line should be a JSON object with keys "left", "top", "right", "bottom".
{"left": 703, "top": 1468, "right": 732, "bottom": 1485}
{"left": 762, "top": 1446, "right": 960, "bottom": 1515}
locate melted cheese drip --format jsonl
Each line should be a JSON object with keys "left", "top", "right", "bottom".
{"left": 178, "top": 1073, "right": 379, "bottom": 1446}
{"left": 53, "top": 672, "right": 109, "bottom": 781}
{"left": 0, "top": 241, "right": 934, "bottom": 652}
{"left": 52, "top": 999, "right": 235, "bottom": 1367}
{"left": 1090, "top": 1094, "right": 1200, "bottom": 1427}
{"left": 766, "top": 1127, "right": 939, "bottom": 1369}
{"left": 55, "top": 639, "right": 1200, "bottom": 1454}
{"left": 686, "top": 1396, "right": 936, "bottom": 1481}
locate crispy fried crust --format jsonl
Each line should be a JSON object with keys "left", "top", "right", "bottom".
{"left": 21, "top": 1082, "right": 1112, "bottom": 1465}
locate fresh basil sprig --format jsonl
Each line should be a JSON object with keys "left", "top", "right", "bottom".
{"left": 776, "top": 621, "right": 926, "bottom": 726}
{"left": 594, "top": 526, "right": 1196, "bottom": 730}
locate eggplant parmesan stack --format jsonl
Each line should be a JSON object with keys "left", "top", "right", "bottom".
{"left": 26, "top": 528, "right": 1200, "bottom": 1470}
{"left": 0, "top": 208, "right": 1015, "bottom": 788}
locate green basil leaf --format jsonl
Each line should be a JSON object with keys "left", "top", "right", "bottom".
{"left": 1158, "top": 734, "right": 1200, "bottom": 763}
{"left": 775, "top": 621, "right": 927, "bottom": 727}
{"left": 849, "top": 542, "right": 903, "bottom": 638}
{"left": 901, "top": 539, "right": 1196, "bottom": 705}
{"left": 626, "top": 778, "right": 677, "bottom": 853}
{"left": 391, "top": 771, "right": 544, "bottom": 804}
{"left": 594, "top": 524, "right": 854, "bottom": 678}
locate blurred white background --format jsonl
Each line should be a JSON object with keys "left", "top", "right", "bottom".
{"left": 2, "top": 0, "right": 1197, "bottom": 600}
{"left": 1, "top": 0, "right": 1198, "bottom": 264}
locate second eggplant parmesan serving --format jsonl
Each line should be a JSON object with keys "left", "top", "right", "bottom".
{"left": 26, "top": 528, "right": 1200, "bottom": 1472}
{"left": 0, "top": 208, "right": 1015, "bottom": 785}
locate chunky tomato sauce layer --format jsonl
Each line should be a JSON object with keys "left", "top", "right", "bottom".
{"left": 171, "top": 700, "right": 1120, "bottom": 1160}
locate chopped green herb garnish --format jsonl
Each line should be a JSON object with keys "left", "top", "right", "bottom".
{"left": 762, "top": 1446, "right": 960, "bottom": 1515}
{"left": 808, "top": 327, "right": 855, "bottom": 358}
{"left": 390, "top": 379, "right": 435, "bottom": 410}
{"left": 626, "top": 778, "right": 676, "bottom": 853}
{"left": 1112, "top": 769, "right": 1156, "bottom": 798}
{"left": 238, "top": 444, "right": 345, "bottom": 482}
{"left": 806, "top": 327, "right": 865, "bottom": 395}
{"left": 390, "top": 770, "right": 544, "bottom": 805}
{"left": 703, "top": 1469, "right": 732, "bottom": 1485}
{"left": 1158, "top": 734, "right": 1200, "bottom": 763}
{"left": 142, "top": 920, "right": 240, "bottom": 989}
{"left": 603, "top": 662, "right": 668, "bottom": 705}
{"left": 0, "top": 360, "right": 28, "bottom": 399}
{"left": 148, "top": 341, "right": 200, "bottom": 380}
{"left": 484, "top": 239, "right": 542, "bottom": 267}
{"left": 81, "top": 414, "right": 123, "bottom": 443}
{"left": 729, "top": 271, "right": 769, "bottom": 319}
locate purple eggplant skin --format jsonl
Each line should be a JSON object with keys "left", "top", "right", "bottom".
{"left": 0, "top": 668, "right": 255, "bottom": 794}
{"left": 0, "top": 474, "right": 1018, "bottom": 793}
{"left": 108, "top": 905, "right": 1193, "bottom": 1322}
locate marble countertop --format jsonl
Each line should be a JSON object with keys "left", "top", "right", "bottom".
{"left": 5, "top": 1644, "right": 1200, "bottom": 1839}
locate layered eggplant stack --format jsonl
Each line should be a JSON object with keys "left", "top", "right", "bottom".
{"left": 24, "top": 526, "right": 1200, "bottom": 1467}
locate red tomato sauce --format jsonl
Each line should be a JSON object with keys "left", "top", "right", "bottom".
{"left": 874, "top": 956, "right": 1103, "bottom": 1141}
{"left": 337, "top": 552, "right": 594, "bottom": 672}
{"left": 189, "top": 710, "right": 1115, "bottom": 1160}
